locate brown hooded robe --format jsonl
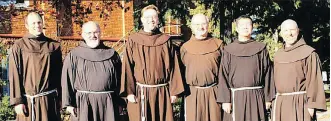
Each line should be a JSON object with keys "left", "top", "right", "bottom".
{"left": 9, "top": 33, "right": 62, "bottom": 121}
{"left": 272, "top": 38, "right": 326, "bottom": 121}
{"left": 120, "top": 30, "right": 184, "bottom": 121}
{"left": 217, "top": 39, "right": 275, "bottom": 121}
{"left": 61, "top": 42, "right": 122, "bottom": 121}
{"left": 180, "top": 36, "right": 223, "bottom": 121}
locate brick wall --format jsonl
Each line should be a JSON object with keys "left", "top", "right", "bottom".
{"left": 0, "top": 11, "right": 13, "bottom": 34}
{"left": 58, "top": 1, "right": 134, "bottom": 38}
{"left": 60, "top": 40, "right": 122, "bottom": 59}
{"left": 0, "top": 1, "right": 134, "bottom": 56}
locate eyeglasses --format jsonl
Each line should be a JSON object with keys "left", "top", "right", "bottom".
{"left": 83, "top": 31, "right": 100, "bottom": 35}
{"left": 192, "top": 23, "right": 208, "bottom": 26}
{"left": 143, "top": 15, "right": 158, "bottom": 20}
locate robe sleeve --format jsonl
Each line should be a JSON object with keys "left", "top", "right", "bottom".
{"left": 61, "top": 53, "right": 76, "bottom": 108}
{"left": 9, "top": 43, "right": 25, "bottom": 106}
{"left": 217, "top": 50, "right": 232, "bottom": 103}
{"left": 112, "top": 52, "right": 122, "bottom": 95}
{"left": 305, "top": 52, "right": 327, "bottom": 110}
{"left": 53, "top": 47, "right": 63, "bottom": 103}
{"left": 180, "top": 46, "right": 186, "bottom": 65}
{"left": 120, "top": 39, "right": 136, "bottom": 97}
{"left": 261, "top": 49, "right": 275, "bottom": 102}
{"left": 169, "top": 41, "right": 184, "bottom": 96}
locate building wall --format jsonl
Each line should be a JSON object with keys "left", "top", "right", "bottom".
{"left": 0, "top": 1, "right": 134, "bottom": 55}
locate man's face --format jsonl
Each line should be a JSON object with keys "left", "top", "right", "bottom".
{"left": 26, "top": 14, "right": 43, "bottom": 36}
{"left": 281, "top": 22, "right": 299, "bottom": 46}
{"left": 141, "top": 9, "right": 159, "bottom": 32}
{"left": 236, "top": 18, "right": 253, "bottom": 37}
{"left": 191, "top": 15, "right": 208, "bottom": 38}
{"left": 82, "top": 24, "right": 100, "bottom": 48}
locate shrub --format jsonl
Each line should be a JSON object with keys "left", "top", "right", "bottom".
{"left": 0, "top": 94, "right": 15, "bottom": 120}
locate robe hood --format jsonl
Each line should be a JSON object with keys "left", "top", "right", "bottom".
{"left": 274, "top": 37, "right": 315, "bottom": 63}
{"left": 224, "top": 39, "right": 266, "bottom": 56}
{"left": 17, "top": 33, "right": 60, "bottom": 53}
{"left": 182, "top": 35, "right": 223, "bottom": 55}
{"left": 129, "top": 29, "right": 170, "bottom": 47}
{"left": 71, "top": 41, "right": 115, "bottom": 62}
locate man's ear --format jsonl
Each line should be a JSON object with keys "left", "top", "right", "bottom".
{"left": 140, "top": 17, "right": 144, "bottom": 23}
{"left": 235, "top": 26, "right": 239, "bottom": 33}
{"left": 279, "top": 30, "right": 283, "bottom": 37}
{"left": 25, "top": 23, "right": 29, "bottom": 30}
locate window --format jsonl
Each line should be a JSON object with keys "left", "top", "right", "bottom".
{"left": 16, "top": 0, "right": 24, "bottom": 3}
{"left": 0, "top": 0, "right": 28, "bottom": 8}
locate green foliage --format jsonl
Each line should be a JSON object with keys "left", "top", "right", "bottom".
{"left": 188, "top": 2, "right": 220, "bottom": 38}
{"left": 325, "top": 90, "right": 330, "bottom": 109}
{"left": 0, "top": 95, "right": 15, "bottom": 120}
{"left": 132, "top": 0, "right": 329, "bottom": 71}
{"left": 0, "top": 42, "right": 14, "bottom": 121}
{"left": 173, "top": 97, "right": 182, "bottom": 121}
{"left": 0, "top": 43, "right": 7, "bottom": 58}
{"left": 255, "top": 31, "right": 283, "bottom": 60}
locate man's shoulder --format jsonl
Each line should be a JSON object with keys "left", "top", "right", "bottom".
{"left": 13, "top": 38, "right": 24, "bottom": 45}
{"left": 224, "top": 40, "right": 266, "bottom": 56}
{"left": 10, "top": 38, "right": 24, "bottom": 51}
{"left": 45, "top": 36, "right": 60, "bottom": 45}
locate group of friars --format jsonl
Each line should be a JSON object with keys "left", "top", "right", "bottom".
{"left": 9, "top": 4, "right": 326, "bottom": 121}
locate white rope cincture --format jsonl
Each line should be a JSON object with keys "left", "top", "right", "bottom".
{"left": 136, "top": 82, "right": 168, "bottom": 121}
{"left": 24, "top": 89, "right": 57, "bottom": 121}
{"left": 184, "top": 96, "right": 187, "bottom": 121}
{"left": 184, "top": 83, "right": 217, "bottom": 121}
{"left": 230, "top": 86, "right": 263, "bottom": 121}
{"left": 194, "top": 83, "right": 217, "bottom": 89}
{"left": 76, "top": 90, "right": 114, "bottom": 94}
{"left": 272, "top": 91, "right": 306, "bottom": 121}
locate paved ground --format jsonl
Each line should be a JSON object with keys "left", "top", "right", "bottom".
{"left": 317, "top": 108, "right": 330, "bottom": 121}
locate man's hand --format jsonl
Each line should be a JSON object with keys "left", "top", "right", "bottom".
{"left": 222, "top": 103, "right": 232, "bottom": 114}
{"left": 265, "top": 102, "right": 272, "bottom": 110}
{"left": 66, "top": 106, "right": 77, "bottom": 117}
{"left": 171, "top": 96, "right": 177, "bottom": 103}
{"left": 14, "top": 104, "right": 26, "bottom": 115}
{"left": 127, "top": 94, "right": 137, "bottom": 103}
{"left": 308, "top": 108, "right": 315, "bottom": 117}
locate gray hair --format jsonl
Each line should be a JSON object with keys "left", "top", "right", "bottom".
{"left": 82, "top": 21, "right": 100, "bottom": 32}
{"left": 191, "top": 13, "right": 209, "bottom": 24}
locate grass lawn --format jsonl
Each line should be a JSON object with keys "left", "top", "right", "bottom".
{"left": 326, "top": 90, "right": 330, "bottom": 109}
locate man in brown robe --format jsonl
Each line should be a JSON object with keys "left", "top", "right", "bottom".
{"left": 272, "top": 19, "right": 326, "bottom": 121}
{"left": 9, "top": 12, "right": 62, "bottom": 121}
{"left": 120, "top": 5, "right": 184, "bottom": 121}
{"left": 217, "top": 15, "right": 275, "bottom": 121}
{"left": 62, "top": 21, "right": 122, "bottom": 121}
{"left": 181, "top": 14, "right": 223, "bottom": 121}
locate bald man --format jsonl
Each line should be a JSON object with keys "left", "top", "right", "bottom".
{"left": 61, "top": 21, "right": 122, "bottom": 121}
{"left": 272, "top": 19, "right": 326, "bottom": 121}
{"left": 217, "top": 15, "right": 275, "bottom": 121}
{"left": 9, "top": 12, "right": 62, "bottom": 121}
{"left": 180, "top": 13, "right": 223, "bottom": 121}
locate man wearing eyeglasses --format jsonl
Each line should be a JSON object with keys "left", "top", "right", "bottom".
{"left": 180, "top": 13, "right": 223, "bottom": 121}
{"left": 62, "top": 21, "right": 122, "bottom": 121}
{"left": 120, "top": 5, "right": 184, "bottom": 121}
